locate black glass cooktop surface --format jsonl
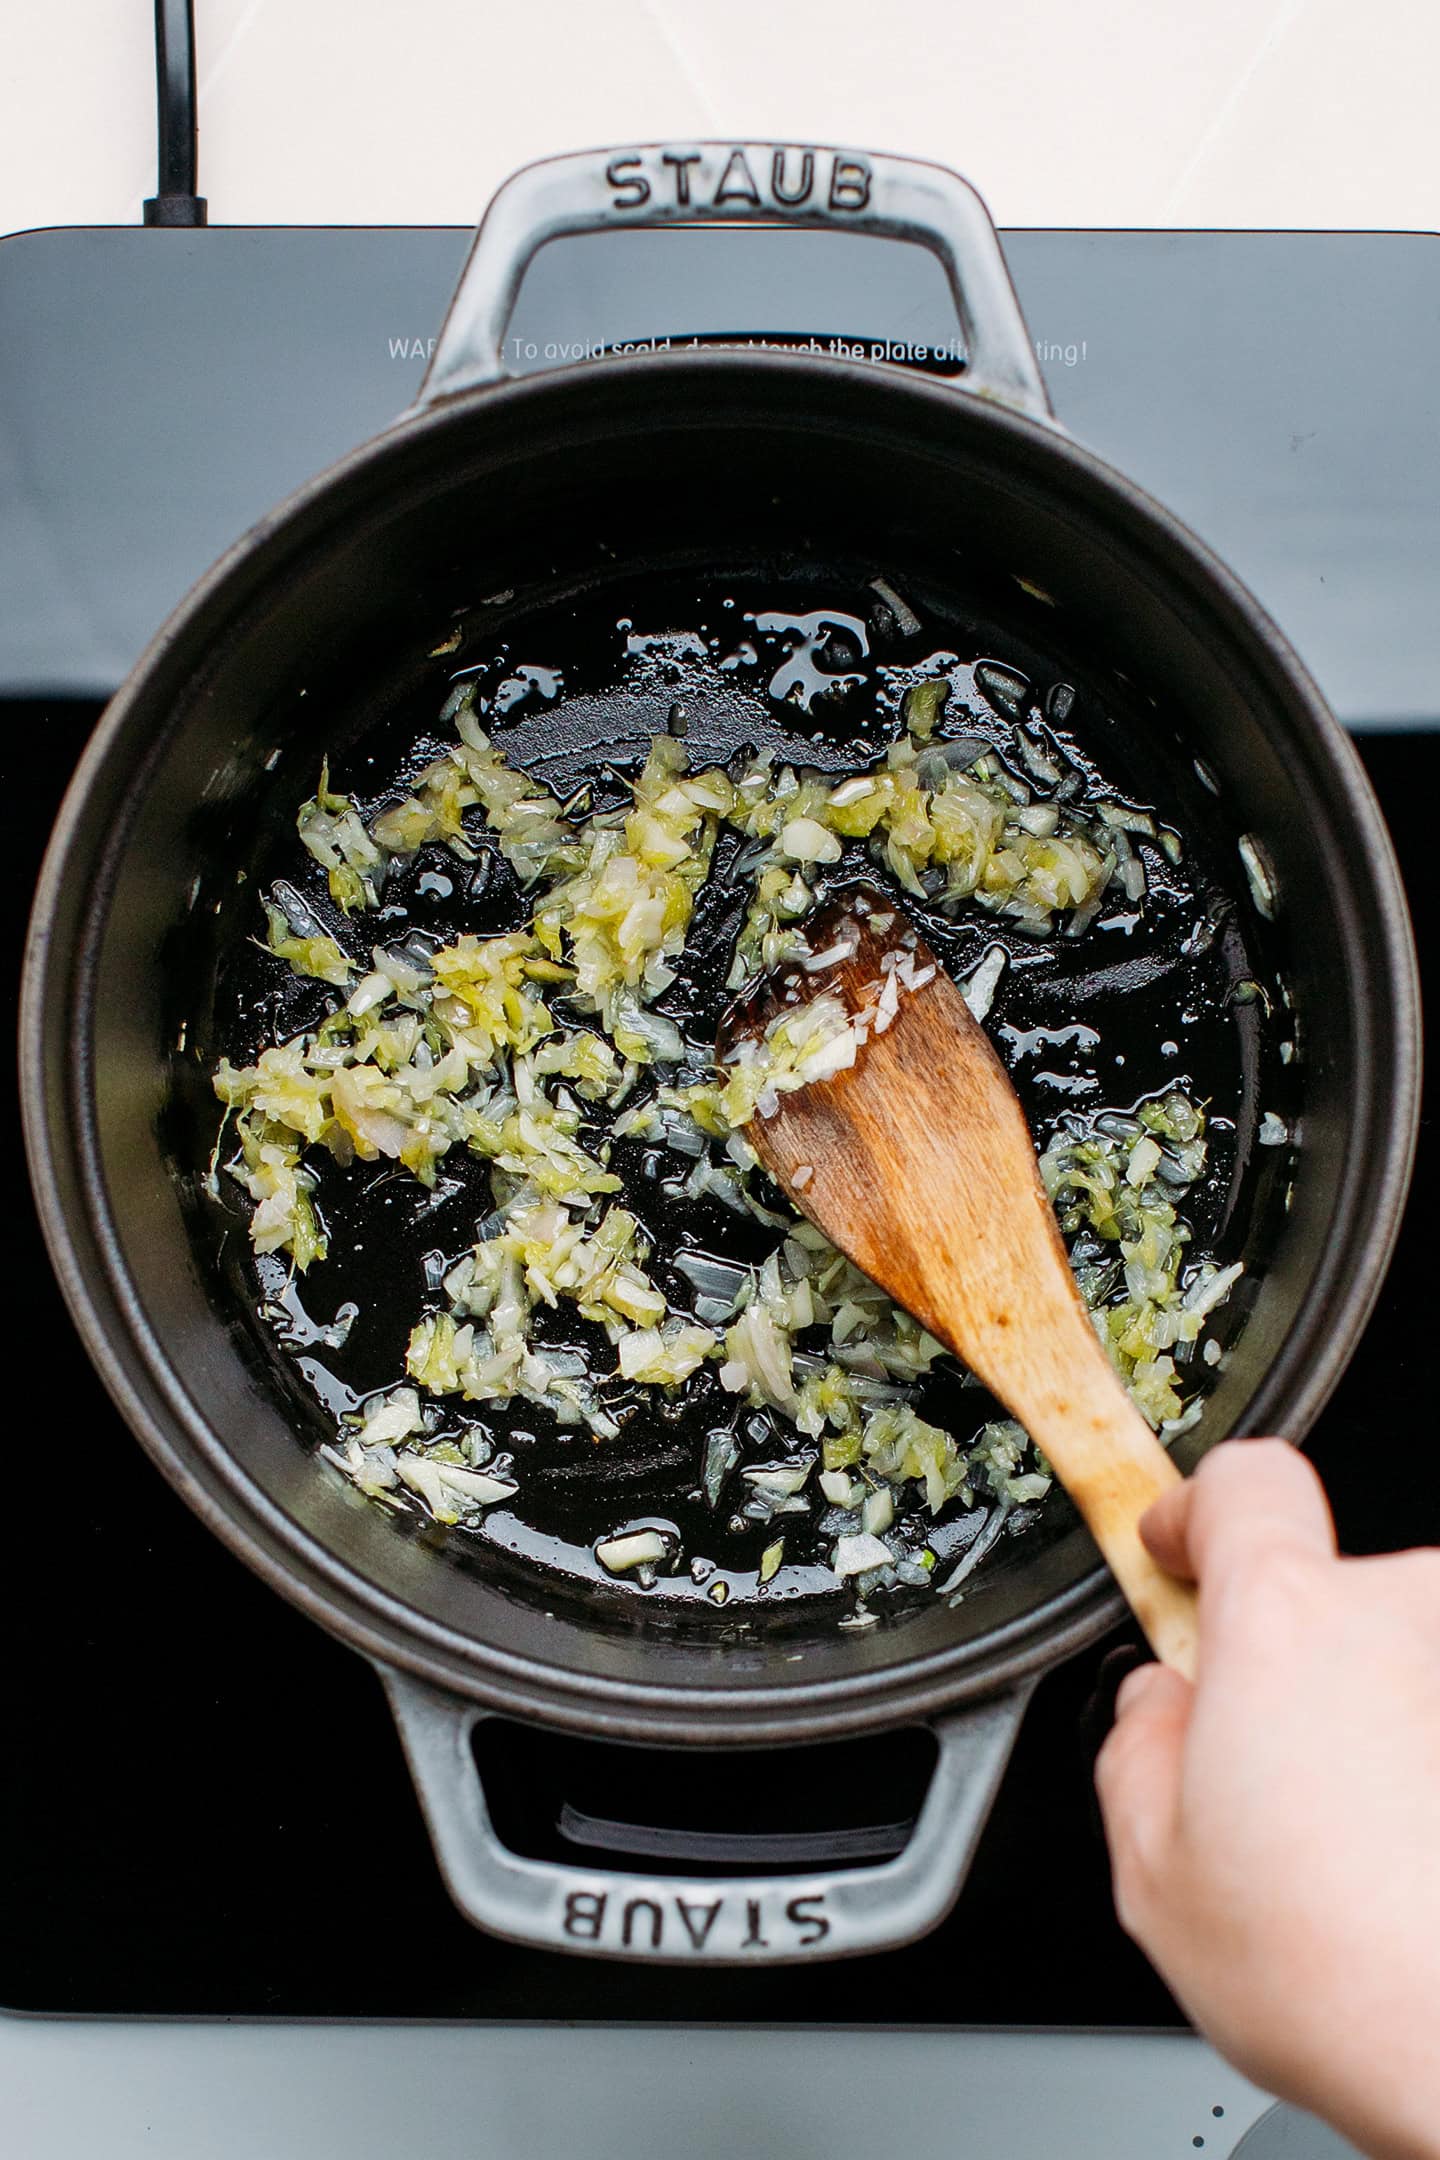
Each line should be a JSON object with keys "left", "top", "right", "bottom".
{"left": 3, "top": 223, "right": 1435, "bottom": 2019}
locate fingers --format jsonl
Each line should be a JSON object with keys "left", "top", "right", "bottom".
{"left": 1139, "top": 1439, "right": 1335, "bottom": 1586}
{"left": 1140, "top": 1477, "right": 1196, "bottom": 1579}
{"left": 1094, "top": 1662, "right": 1192, "bottom": 1889}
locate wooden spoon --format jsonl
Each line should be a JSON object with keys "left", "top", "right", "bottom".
{"left": 717, "top": 886, "right": 1199, "bottom": 1678}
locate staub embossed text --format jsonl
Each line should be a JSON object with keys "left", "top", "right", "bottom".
{"left": 561, "top": 1882, "right": 832, "bottom": 1956}
{"left": 604, "top": 145, "right": 872, "bottom": 216}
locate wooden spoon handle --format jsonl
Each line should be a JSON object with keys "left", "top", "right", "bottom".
{"left": 1017, "top": 1338, "right": 1199, "bottom": 1682}
{"left": 1075, "top": 1461, "right": 1199, "bottom": 1681}
{"left": 1129, "top": 1560, "right": 1199, "bottom": 1681}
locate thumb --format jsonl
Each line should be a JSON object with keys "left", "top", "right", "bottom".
{"left": 1094, "top": 1663, "right": 1193, "bottom": 1892}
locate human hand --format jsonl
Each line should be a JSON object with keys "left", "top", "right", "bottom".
{"left": 1095, "top": 1438, "right": 1440, "bottom": 2160}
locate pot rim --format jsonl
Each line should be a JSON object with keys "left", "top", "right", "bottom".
{"left": 21, "top": 346, "right": 1422, "bottom": 1744}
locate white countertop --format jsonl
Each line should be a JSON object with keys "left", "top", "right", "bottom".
{"left": 1, "top": 0, "right": 1437, "bottom": 240}
{"left": 0, "top": 2021, "right": 1279, "bottom": 2158}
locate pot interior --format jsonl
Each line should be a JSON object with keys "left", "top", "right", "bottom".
{"left": 43, "top": 357, "right": 1411, "bottom": 1731}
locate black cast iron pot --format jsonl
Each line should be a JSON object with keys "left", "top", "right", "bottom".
{"left": 21, "top": 145, "right": 1420, "bottom": 1965}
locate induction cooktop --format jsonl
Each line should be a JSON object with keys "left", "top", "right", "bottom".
{"left": 3, "top": 214, "right": 1431, "bottom": 2160}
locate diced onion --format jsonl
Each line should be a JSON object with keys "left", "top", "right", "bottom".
{"left": 833, "top": 1532, "right": 894, "bottom": 1579}
{"left": 222, "top": 676, "right": 1240, "bottom": 1612}
{"left": 596, "top": 1529, "right": 670, "bottom": 1575}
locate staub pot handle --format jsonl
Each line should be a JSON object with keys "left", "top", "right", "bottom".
{"left": 414, "top": 139, "right": 1053, "bottom": 421}
{"left": 381, "top": 1666, "right": 1034, "bottom": 1966}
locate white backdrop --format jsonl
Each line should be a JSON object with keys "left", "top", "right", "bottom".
{"left": 1, "top": 0, "right": 1437, "bottom": 238}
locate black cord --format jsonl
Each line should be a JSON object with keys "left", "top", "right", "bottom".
{"left": 143, "top": 0, "right": 208, "bottom": 227}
